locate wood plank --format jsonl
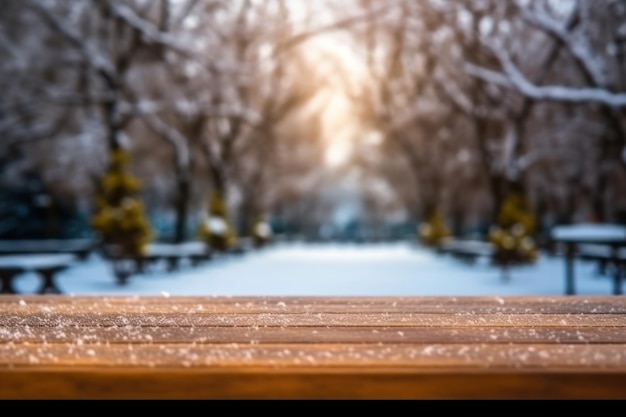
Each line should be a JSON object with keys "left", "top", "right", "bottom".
{"left": 2, "top": 294, "right": 625, "bottom": 313}
{"left": 2, "top": 326, "right": 625, "bottom": 344}
{"left": 2, "top": 343, "right": 626, "bottom": 368}
{"left": 1, "top": 312, "right": 625, "bottom": 327}
{"left": 2, "top": 369, "right": 625, "bottom": 399}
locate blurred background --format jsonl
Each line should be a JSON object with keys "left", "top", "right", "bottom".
{"left": 1, "top": 0, "right": 625, "bottom": 252}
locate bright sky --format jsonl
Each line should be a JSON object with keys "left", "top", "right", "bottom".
{"left": 319, "top": 91, "right": 359, "bottom": 167}
{"left": 313, "top": 41, "right": 370, "bottom": 167}
{"left": 288, "top": 0, "right": 371, "bottom": 168}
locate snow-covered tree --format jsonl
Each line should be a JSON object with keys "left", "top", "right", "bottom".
{"left": 198, "top": 190, "right": 237, "bottom": 253}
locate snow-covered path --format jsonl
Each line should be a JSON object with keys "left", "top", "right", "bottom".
{"left": 12, "top": 241, "right": 618, "bottom": 296}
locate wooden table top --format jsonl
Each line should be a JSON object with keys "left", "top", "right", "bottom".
{"left": 1, "top": 294, "right": 625, "bottom": 399}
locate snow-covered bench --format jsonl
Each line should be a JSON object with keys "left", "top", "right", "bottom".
{"left": 146, "top": 242, "right": 213, "bottom": 268}
{"left": 0, "top": 254, "right": 75, "bottom": 294}
{"left": 551, "top": 224, "right": 626, "bottom": 295}
{"left": 438, "top": 239, "right": 495, "bottom": 264}
{"left": 577, "top": 243, "right": 626, "bottom": 261}
{"left": 0, "top": 239, "right": 97, "bottom": 260}
{"left": 577, "top": 243, "right": 626, "bottom": 277}
{"left": 103, "top": 241, "right": 213, "bottom": 285}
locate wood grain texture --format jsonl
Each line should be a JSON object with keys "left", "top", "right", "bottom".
{"left": 1, "top": 295, "right": 625, "bottom": 399}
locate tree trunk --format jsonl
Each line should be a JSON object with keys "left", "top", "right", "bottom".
{"left": 172, "top": 173, "right": 191, "bottom": 243}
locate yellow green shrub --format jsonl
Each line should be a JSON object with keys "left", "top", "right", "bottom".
{"left": 91, "top": 149, "right": 152, "bottom": 257}
{"left": 419, "top": 209, "right": 451, "bottom": 247}
{"left": 489, "top": 193, "right": 538, "bottom": 265}
{"left": 198, "top": 191, "right": 237, "bottom": 252}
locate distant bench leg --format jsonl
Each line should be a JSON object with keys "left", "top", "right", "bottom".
{"left": 166, "top": 256, "right": 180, "bottom": 272}
{"left": 111, "top": 259, "right": 135, "bottom": 285}
{"left": 190, "top": 254, "right": 211, "bottom": 266}
{"left": 76, "top": 250, "right": 90, "bottom": 261}
{"left": 36, "top": 267, "right": 65, "bottom": 294}
{"left": 565, "top": 243, "right": 576, "bottom": 295}
{"left": 613, "top": 262, "right": 624, "bottom": 296}
{"left": 0, "top": 269, "right": 22, "bottom": 294}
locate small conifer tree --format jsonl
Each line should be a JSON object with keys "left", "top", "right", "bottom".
{"left": 91, "top": 148, "right": 153, "bottom": 257}
{"left": 251, "top": 214, "right": 273, "bottom": 248}
{"left": 198, "top": 191, "right": 237, "bottom": 252}
{"left": 489, "top": 192, "right": 539, "bottom": 268}
{"left": 419, "top": 209, "right": 451, "bottom": 248}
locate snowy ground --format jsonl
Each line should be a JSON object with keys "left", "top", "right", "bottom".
{"left": 11, "top": 241, "right": 621, "bottom": 296}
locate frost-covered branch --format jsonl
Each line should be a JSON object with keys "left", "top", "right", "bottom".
{"left": 110, "top": 1, "right": 196, "bottom": 60}
{"left": 464, "top": 42, "right": 626, "bottom": 108}
{"left": 432, "top": 70, "right": 500, "bottom": 120}
{"left": 514, "top": 0, "right": 607, "bottom": 87}
{"left": 123, "top": 99, "right": 260, "bottom": 127}
{"left": 274, "top": 3, "right": 392, "bottom": 57}
{"left": 26, "top": 0, "right": 116, "bottom": 83}
{"left": 137, "top": 110, "right": 191, "bottom": 171}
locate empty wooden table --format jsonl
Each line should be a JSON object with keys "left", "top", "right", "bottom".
{"left": 551, "top": 224, "right": 626, "bottom": 295}
{"left": 1, "top": 295, "right": 625, "bottom": 399}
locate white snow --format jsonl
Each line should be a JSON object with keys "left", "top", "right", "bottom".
{"left": 206, "top": 217, "right": 228, "bottom": 235}
{"left": 551, "top": 224, "right": 626, "bottom": 241}
{"left": 9, "top": 241, "right": 621, "bottom": 296}
{"left": 254, "top": 222, "right": 272, "bottom": 239}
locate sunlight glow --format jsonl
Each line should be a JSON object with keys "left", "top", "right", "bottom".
{"left": 301, "top": 38, "right": 369, "bottom": 168}
{"left": 321, "top": 93, "right": 359, "bottom": 167}
{"left": 282, "top": 1, "right": 372, "bottom": 169}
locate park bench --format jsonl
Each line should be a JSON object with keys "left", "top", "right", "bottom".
{"left": 0, "top": 294, "right": 625, "bottom": 399}
{"left": 577, "top": 244, "right": 626, "bottom": 272}
{"left": 438, "top": 239, "right": 495, "bottom": 264}
{"left": 0, "top": 239, "right": 97, "bottom": 261}
{"left": 0, "top": 254, "right": 75, "bottom": 294}
{"left": 104, "top": 241, "right": 213, "bottom": 285}
{"left": 230, "top": 237, "right": 254, "bottom": 255}
{"left": 144, "top": 242, "right": 214, "bottom": 270}
{"left": 551, "top": 224, "right": 626, "bottom": 295}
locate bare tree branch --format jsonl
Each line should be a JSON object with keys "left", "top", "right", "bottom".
{"left": 465, "top": 43, "right": 626, "bottom": 107}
